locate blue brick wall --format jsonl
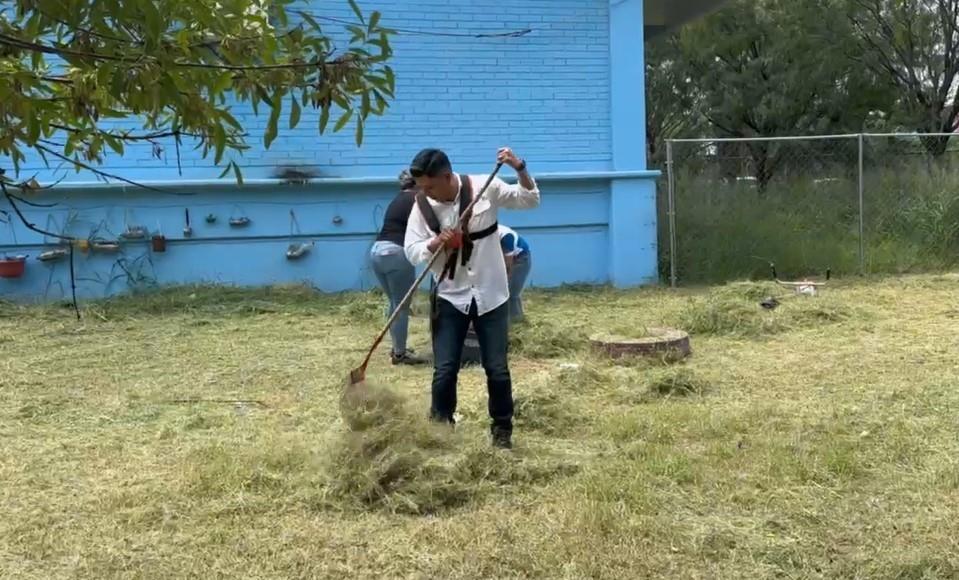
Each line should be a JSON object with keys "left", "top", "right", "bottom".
{"left": 15, "top": 0, "right": 612, "bottom": 182}
{"left": 0, "top": 0, "right": 660, "bottom": 302}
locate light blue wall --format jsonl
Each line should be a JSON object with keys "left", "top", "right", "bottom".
{"left": 0, "top": 0, "right": 659, "bottom": 302}
{"left": 0, "top": 177, "right": 615, "bottom": 300}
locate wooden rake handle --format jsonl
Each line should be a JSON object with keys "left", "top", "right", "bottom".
{"left": 355, "top": 162, "right": 505, "bottom": 372}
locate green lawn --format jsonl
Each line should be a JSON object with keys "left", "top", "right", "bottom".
{"left": 2, "top": 277, "right": 958, "bottom": 579}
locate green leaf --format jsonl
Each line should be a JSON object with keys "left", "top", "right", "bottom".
{"left": 233, "top": 161, "right": 244, "bottom": 185}
{"left": 332, "top": 92, "right": 350, "bottom": 110}
{"left": 355, "top": 118, "right": 364, "bottom": 146}
{"left": 213, "top": 124, "right": 227, "bottom": 164}
{"left": 368, "top": 11, "right": 381, "bottom": 33}
{"left": 105, "top": 135, "right": 124, "bottom": 155}
{"left": 334, "top": 109, "right": 353, "bottom": 132}
{"left": 219, "top": 162, "right": 233, "bottom": 179}
{"left": 265, "top": 102, "right": 281, "bottom": 149}
{"left": 367, "top": 74, "right": 389, "bottom": 92}
{"left": 273, "top": 3, "right": 288, "bottom": 28}
{"left": 26, "top": 115, "right": 41, "bottom": 144}
{"left": 100, "top": 109, "right": 129, "bottom": 119}
{"left": 347, "top": 25, "right": 366, "bottom": 43}
{"left": 110, "top": 71, "right": 126, "bottom": 98}
{"left": 299, "top": 10, "right": 322, "bottom": 31}
{"left": 360, "top": 91, "right": 371, "bottom": 118}
{"left": 11, "top": 149, "right": 22, "bottom": 174}
{"left": 262, "top": 33, "right": 278, "bottom": 65}
{"left": 319, "top": 105, "right": 331, "bottom": 133}
{"left": 374, "top": 91, "right": 388, "bottom": 114}
{"left": 370, "top": 35, "right": 391, "bottom": 54}
{"left": 264, "top": 119, "right": 279, "bottom": 149}
{"left": 348, "top": 0, "right": 365, "bottom": 24}
{"left": 96, "top": 65, "right": 112, "bottom": 91}
{"left": 213, "top": 72, "right": 233, "bottom": 95}
{"left": 384, "top": 66, "right": 395, "bottom": 92}
{"left": 142, "top": 0, "right": 163, "bottom": 44}
{"left": 25, "top": 11, "right": 41, "bottom": 37}
{"left": 176, "top": 29, "right": 191, "bottom": 49}
{"left": 219, "top": 110, "right": 243, "bottom": 131}
{"left": 290, "top": 97, "right": 302, "bottom": 129}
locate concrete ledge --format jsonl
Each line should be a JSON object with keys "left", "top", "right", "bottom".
{"left": 38, "top": 170, "right": 662, "bottom": 193}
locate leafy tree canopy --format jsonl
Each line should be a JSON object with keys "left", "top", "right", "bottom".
{"left": 0, "top": 0, "right": 395, "bottom": 187}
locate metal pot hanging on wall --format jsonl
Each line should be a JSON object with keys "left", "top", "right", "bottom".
{"left": 286, "top": 242, "right": 313, "bottom": 260}
{"left": 229, "top": 205, "right": 251, "bottom": 228}
{"left": 38, "top": 248, "right": 69, "bottom": 262}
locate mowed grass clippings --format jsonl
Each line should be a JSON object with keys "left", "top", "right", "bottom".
{"left": 2, "top": 278, "right": 959, "bottom": 578}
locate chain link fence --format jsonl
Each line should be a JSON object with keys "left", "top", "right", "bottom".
{"left": 661, "top": 133, "right": 959, "bottom": 286}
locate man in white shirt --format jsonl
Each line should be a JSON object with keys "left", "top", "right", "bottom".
{"left": 404, "top": 147, "right": 539, "bottom": 449}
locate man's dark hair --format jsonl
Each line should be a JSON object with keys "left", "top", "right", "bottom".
{"left": 409, "top": 148, "right": 452, "bottom": 178}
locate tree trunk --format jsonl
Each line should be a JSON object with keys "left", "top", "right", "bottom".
{"left": 718, "top": 141, "right": 740, "bottom": 184}
{"left": 748, "top": 142, "right": 773, "bottom": 193}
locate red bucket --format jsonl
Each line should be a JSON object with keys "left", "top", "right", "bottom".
{"left": 151, "top": 234, "right": 167, "bottom": 252}
{"left": 0, "top": 255, "right": 27, "bottom": 278}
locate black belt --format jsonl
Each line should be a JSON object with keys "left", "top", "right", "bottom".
{"left": 443, "top": 220, "right": 498, "bottom": 282}
{"left": 429, "top": 221, "right": 498, "bottom": 335}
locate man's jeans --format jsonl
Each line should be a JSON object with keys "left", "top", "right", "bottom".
{"left": 430, "top": 297, "right": 512, "bottom": 433}
{"left": 370, "top": 242, "right": 415, "bottom": 355}
{"left": 508, "top": 251, "right": 531, "bottom": 322}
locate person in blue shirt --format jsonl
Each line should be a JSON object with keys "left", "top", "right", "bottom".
{"left": 498, "top": 225, "right": 531, "bottom": 322}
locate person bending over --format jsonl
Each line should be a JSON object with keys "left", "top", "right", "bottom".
{"left": 498, "top": 224, "right": 531, "bottom": 323}
{"left": 369, "top": 170, "right": 429, "bottom": 365}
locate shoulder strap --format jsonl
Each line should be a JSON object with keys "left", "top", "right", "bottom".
{"left": 458, "top": 175, "right": 474, "bottom": 232}
{"left": 459, "top": 175, "right": 473, "bottom": 214}
{"left": 415, "top": 192, "right": 441, "bottom": 234}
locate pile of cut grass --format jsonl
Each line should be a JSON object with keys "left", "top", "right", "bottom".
{"left": 604, "top": 363, "right": 711, "bottom": 405}
{"left": 327, "top": 382, "right": 577, "bottom": 514}
{"left": 643, "top": 366, "right": 710, "bottom": 398}
{"left": 514, "top": 389, "right": 574, "bottom": 435}
{"left": 509, "top": 318, "right": 588, "bottom": 359}
{"left": 677, "top": 280, "right": 862, "bottom": 337}
{"left": 326, "top": 383, "right": 468, "bottom": 514}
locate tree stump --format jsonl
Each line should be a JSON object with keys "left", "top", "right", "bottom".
{"left": 589, "top": 328, "right": 691, "bottom": 362}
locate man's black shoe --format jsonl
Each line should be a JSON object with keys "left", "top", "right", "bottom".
{"left": 491, "top": 426, "right": 513, "bottom": 449}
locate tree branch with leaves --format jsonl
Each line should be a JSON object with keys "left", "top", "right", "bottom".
{"left": 672, "top": 0, "right": 895, "bottom": 188}
{"left": 848, "top": 0, "right": 959, "bottom": 155}
{"left": 0, "top": 0, "right": 396, "bottom": 187}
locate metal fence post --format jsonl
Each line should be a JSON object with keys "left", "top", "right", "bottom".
{"left": 666, "top": 140, "right": 678, "bottom": 288}
{"left": 858, "top": 133, "right": 865, "bottom": 274}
